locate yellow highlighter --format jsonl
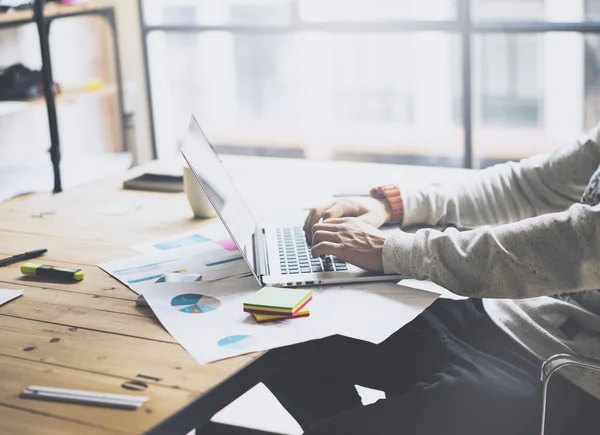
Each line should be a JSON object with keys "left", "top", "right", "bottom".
{"left": 21, "top": 263, "right": 84, "bottom": 282}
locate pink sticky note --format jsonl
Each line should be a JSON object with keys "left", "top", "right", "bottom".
{"left": 216, "top": 239, "right": 238, "bottom": 252}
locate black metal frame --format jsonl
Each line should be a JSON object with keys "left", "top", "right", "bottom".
{"left": 0, "top": 0, "right": 128, "bottom": 193}
{"left": 138, "top": 0, "right": 600, "bottom": 168}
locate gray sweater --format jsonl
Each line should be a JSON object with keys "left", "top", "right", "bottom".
{"left": 383, "top": 124, "right": 600, "bottom": 399}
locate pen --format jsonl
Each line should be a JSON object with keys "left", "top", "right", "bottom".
{"left": 0, "top": 249, "right": 47, "bottom": 267}
{"left": 21, "top": 386, "right": 149, "bottom": 410}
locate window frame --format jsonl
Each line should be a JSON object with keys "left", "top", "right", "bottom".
{"left": 137, "top": 0, "right": 600, "bottom": 168}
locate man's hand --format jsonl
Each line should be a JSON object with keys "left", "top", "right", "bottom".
{"left": 311, "top": 217, "right": 386, "bottom": 272}
{"left": 303, "top": 197, "right": 391, "bottom": 244}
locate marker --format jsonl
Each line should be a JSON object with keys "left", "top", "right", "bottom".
{"left": 0, "top": 249, "right": 47, "bottom": 267}
{"left": 21, "top": 263, "right": 84, "bottom": 281}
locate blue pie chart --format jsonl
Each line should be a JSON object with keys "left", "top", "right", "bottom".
{"left": 171, "top": 293, "right": 220, "bottom": 314}
{"left": 217, "top": 335, "right": 256, "bottom": 350}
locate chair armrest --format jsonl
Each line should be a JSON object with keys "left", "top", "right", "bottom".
{"left": 539, "top": 353, "right": 600, "bottom": 435}
{"left": 541, "top": 353, "right": 600, "bottom": 383}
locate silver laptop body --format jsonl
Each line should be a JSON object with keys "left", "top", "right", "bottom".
{"left": 181, "top": 115, "right": 405, "bottom": 287}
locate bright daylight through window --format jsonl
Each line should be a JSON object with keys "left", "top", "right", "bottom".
{"left": 140, "top": 0, "right": 600, "bottom": 168}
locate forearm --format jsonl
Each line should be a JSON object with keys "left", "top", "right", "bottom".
{"left": 400, "top": 125, "right": 600, "bottom": 229}
{"left": 384, "top": 203, "right": 600, "bottom": 299}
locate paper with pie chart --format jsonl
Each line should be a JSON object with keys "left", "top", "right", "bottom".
{"left": 140, "top": 276, "right": 440, "bottom": 365}
{"left": 98, "top": 242, "right": 251, "bottom": 294}
{"left": 171, "top": 293, "right": 221, "bottom": 314}
{"left": 130, "top": 221, "right": 233, "bottom": 255}
{"left": 217, "top": 335, "right": 258, "bottom": 350}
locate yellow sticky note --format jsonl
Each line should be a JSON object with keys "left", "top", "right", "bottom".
{"left": 252, "top": 309, "right": 310, "bottom": 324}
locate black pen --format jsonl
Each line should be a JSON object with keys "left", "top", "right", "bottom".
{"left": 0, "top": 249, "right": 47, "bottom": 267}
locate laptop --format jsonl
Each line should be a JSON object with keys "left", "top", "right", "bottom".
{"left": 181, "top": 115, "right": 405, "bottom": 287}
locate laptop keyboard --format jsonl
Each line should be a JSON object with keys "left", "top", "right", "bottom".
{"left": 276, "top": 227, "right": 348, "bottom": 275}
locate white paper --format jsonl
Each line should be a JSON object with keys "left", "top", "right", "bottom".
{"left": 400, "top": 279, "right": 468, "bottom": 300}
{"left": 0, "top": 289, "right": 24, "bottom": 307}
{"left": 99, "top": 245, "right": 252, "bottom": 295}
{"left": 142, "top": 279, "right": 440, "bottom": 365}
{"left": 131, "top": 221, "right": 231, "bottom": 255}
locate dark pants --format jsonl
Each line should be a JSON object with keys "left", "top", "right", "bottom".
{"left": 264, "top": 299, "right": 600, "bottom": 435}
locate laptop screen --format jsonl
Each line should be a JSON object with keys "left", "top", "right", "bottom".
{"left": 181, "top": 115, "right": 260, "bottom": 282}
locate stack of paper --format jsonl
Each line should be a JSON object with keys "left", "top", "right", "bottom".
{"left": 243, "top": 288, "right": 312, "bottom": 323}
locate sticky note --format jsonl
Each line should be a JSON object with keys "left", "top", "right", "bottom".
{"left": 252, "top": 309, "right": 310, "bottom": 323}
{"left": 243, "top": 288, "right": 312, "bottom": 315}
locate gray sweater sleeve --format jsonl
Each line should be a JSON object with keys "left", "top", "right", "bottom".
{"left": 401, "top": 125, "right": 600, "bottom": 228}
{"left": 384, "top": 204, "right": 600, "bottom": 298}
{"left": 383, "top": 124, "right": 600, "bottom": 299}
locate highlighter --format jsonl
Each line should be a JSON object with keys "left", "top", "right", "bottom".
{"left": 21, "top": 263, "right": 84, "bottom": 281}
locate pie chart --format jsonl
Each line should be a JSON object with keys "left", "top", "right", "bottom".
{"left": 217, "top": 335, "right": 257, "bottom": 350}
{"left": 171, "top": 294, "right": 221, "bottom": 314}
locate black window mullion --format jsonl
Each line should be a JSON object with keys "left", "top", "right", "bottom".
{"left": 459, "top": 0, "right": 474, "bottom": 168}
{"left": 138, "top": 0, "right": 600, "bottom": 168}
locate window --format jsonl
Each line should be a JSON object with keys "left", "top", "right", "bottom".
{"left": 585, "top": 0, "right": 600, "bottom": 128}
{"left": 140, "top": 0, "right": 600, "bottom": 168}
{"left": 331, "top": 34, "right": 413, "bottom": 124}
{"left": 477, "top": 1, "right": 543, "bottom": 126}
{"left": 480, "top": 34, "right": 542, "bottom": 126}
{"left": 472, "top": 0, "right": 543, "bottom": 21}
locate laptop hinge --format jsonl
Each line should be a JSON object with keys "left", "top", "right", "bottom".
{"left": 254, "top": 228, "right": 269, "bottom": 277}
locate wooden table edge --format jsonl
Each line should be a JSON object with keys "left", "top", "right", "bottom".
{"left": 144, "top": 346, "right": 303, "bottom": 435}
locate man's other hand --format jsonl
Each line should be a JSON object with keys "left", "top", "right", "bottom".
{"left": 303, "top": 197, "right": 390, "bottom": 244}
{"left": 310, "top": 218, "right": 386, "bottom": 272}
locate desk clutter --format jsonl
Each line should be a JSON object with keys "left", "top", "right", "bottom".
{"left": 96, "top": 221, "right": 440, "bottom": 365}
{"left": 1, "top": 251, "right": 147, "bottom": 412}
{"left": 1, "top": 223, "right": 439, "bottom": 371}
{"left": 0, "top": 178, "right": 440, "bottom": 424}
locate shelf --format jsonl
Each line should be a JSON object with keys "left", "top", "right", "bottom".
{"left": 0, "top": 0, "right": 126, "bottom": 193}
{"left": 0, "top": 1, "right": 112, "bottom": 25}
{"left": 0, "top": 83, "right": 118, "bottom": 118}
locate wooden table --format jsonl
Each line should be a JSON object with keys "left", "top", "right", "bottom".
{"left": 0, "top": 156, "right": 470, "bottom": 434}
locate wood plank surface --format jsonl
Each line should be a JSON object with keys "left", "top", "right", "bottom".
{"left": 0, "top": 405, "right": 115, "bottom": 435}
{"left": 0, "top": 156, "right": 465, "bottom": 433}
{"left": 0, "top": 185, "right": 204, "bottom": 245}
{"left": 0, "top": 230, "right": 135, "bottom": 265}
{"left": 0, "top": 262, "right": 135, "bottom": 299}
{"left": 0, "top": 316, "right": 252, "bottom": 392}
{"left": 0, "top": 355, "right": 196, "bottom": 434}
{"left": 0, "top": 161, "right": 258, "bottom": 434}
{"left": 0, "top": 282, "right": 174, "bottom": 342}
